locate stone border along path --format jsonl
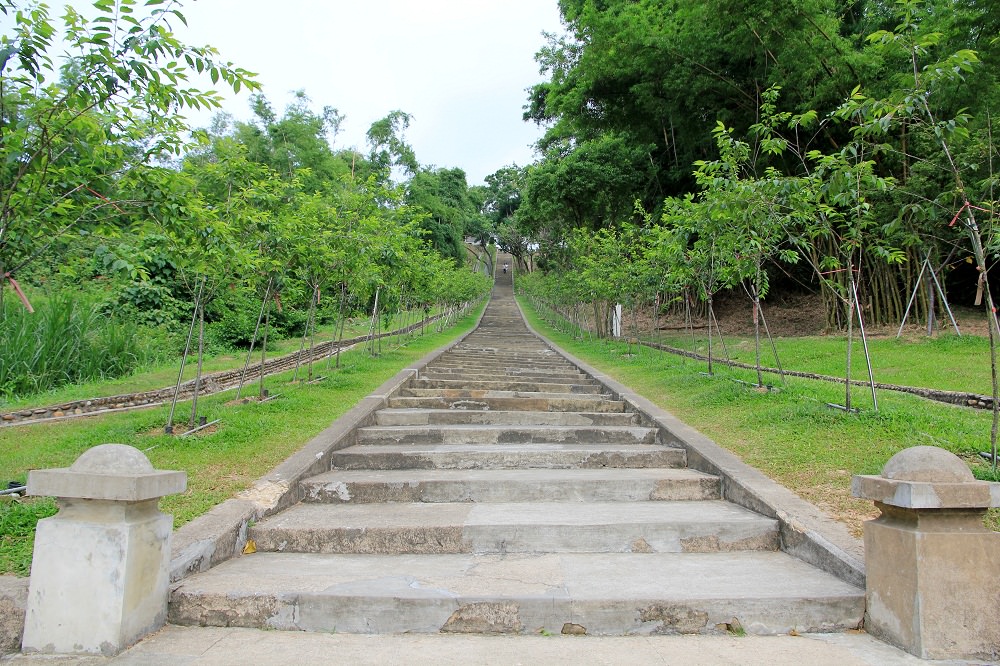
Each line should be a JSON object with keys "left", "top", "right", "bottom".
{"left": 164, "top": 262, "right": 866, "bottom": 637}
{"left": 0, "top": 312, "right": 450, "bottom": 427}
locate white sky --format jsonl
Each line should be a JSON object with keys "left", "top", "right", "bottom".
{"left": 172, "top": 1, "right": 564, "bottom": 185}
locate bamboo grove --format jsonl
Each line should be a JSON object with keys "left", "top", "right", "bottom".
{"left": 511, "top": 0, "right": 1000, "bottom": 333}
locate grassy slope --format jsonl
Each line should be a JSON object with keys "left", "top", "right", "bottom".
{"left": 521, "top": 300, "right": 1000, "bottom": 536}
{"left": 652, "top": 329, "right": 991, "bottom": 395}
{"left": 0, "top": 307, "right": 442, "bottom": 411}
{"left": 0, "top": 304, "right": 484, "bottom": 575}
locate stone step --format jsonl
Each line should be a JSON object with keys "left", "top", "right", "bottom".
{"left": 300, "top": 468, "right": 719, "bottom": 504}
{"left": 373, "top": 408, "right": 639, "bottom": 427}
{"left": 354, "top": 424, "right": 659, "bottom": 446}
{"left": 409, "top": 379, "right": 605, "bottom": 394}
{"left": 168, "top": 551, "right": 865, "bottom": 635}
{"left": 249, "top": 501, "right": 777, "bottom": 555}
{"left": 387, "top": 395, "right": 627, "bottom": 413}
{"left": 425, "top": 362, "right": 577, "bottom": 374}
{"left": 399, "top": 388, "right": 614, "bottom": 401}
{"left": 421, "top": 369, "right": 587, "bottom": 382}
{"left": 331, "top": 443, "right": 687, "bottom": 470}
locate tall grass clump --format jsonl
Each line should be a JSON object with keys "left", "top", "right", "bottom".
{"left": 0, "top": 292, "right": 176, "bottom": 400}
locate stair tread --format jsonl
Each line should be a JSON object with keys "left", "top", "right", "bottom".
{"left": 254, "top": 500, "right": 774, "bottom": 529}
{"left": 335, "top": 442, "right": 677, "bottom": 454}
{"left": 172, "top": 551, "right": 862, "bottom": 601}
{"left": 306, "top": 467, "right": 714, "bottom": 484}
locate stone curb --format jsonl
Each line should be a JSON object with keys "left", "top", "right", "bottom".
{"left": 517, "top": 302, "right": 866, "bottom": 589}
{"left": 168, "top": 303, "right": 488, "bottom": 583}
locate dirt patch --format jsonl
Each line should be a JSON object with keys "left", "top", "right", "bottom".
{"left": 620, "top": 292, "right": 990, "bottom": 340}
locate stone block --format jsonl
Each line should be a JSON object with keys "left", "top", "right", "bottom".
{"left": 22, "top": 444, "right": 185, "bottom": 657}
{"left": 853, "top": 445, "right": 1000, "bottom": 661}
{"left": 22, "top": 500, "right": 173, "bottom": 656}
{"left": 863, "top": 508, "right": 1000, "bottom": 660}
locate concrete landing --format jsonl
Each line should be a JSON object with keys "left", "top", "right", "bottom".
{"left": 2, "top": 626, "right": 969, "bottom": 665}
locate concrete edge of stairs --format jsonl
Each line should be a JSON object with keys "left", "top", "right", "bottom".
{"left": 167, "top": 297, "right": 493, "bottom": 584}
{"left": 515, "top": 298, "right": 867, "bottom": 590}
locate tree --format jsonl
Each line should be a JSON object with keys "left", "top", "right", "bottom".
{"left": 0, "top": 0, "right": 258, "bottom": 310}
{"left": 366, "top": 110, "right": 418, "bottom": 181}
{"left": 406, "top": 167, "right": 471, "bottom": 265}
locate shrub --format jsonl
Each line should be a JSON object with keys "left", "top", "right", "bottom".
{"left": 0, "top": 291, "right": 176, "bottom": 400}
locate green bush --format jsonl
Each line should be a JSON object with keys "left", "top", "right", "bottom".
{"left": 206, "top": 286, "right": 309, "bottom": 349}
{"left": 0, "top": 291, "right": 176, "bottom": 400}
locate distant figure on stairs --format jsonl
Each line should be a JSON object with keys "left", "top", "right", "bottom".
{"left": 503, "top": 262, "right": 509, "bottom": 275}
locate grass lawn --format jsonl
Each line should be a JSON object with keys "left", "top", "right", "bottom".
{"left": 0, "top": 303, "right": 484, "bottom": 576}
{"left": 649, "top": 328, "right": 992, "bottom": 395}
{"left": 0, "top": 305, "right": 444, "bottom": 412}
{"left": 521, "top": 299, "right": 1000, "bottom": 537}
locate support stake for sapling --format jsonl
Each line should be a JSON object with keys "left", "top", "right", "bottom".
{"left": 851, "top": 275, "right": 879, "bottom": 412}
{"left": 896, "top": 254, "right": 961, "bottom": 338}
{"left": 188, "top": 296, "right": 205, "bottom": 427}
{"left": 237, "top": 277, "right": 272, "bottom": 400}
{"left": 292, "top": 284, "right": 320, "bottom": 383}
{"left": 179, "top": 418, "right": 221, "bottom": 438}
{"left": 166, "top": 277, "right": 205, "bottom": 434}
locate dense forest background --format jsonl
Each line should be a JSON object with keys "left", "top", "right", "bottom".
{"left": 501, "top": 0, "right": 1000, "bottom": 333}
{"left": 4, "top": 0, "right": 1000, "bottom": 400}
{"left": 0, "top": 0, "right": 506, "bottom": 400}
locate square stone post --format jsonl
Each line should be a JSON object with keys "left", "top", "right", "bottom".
{"left": 852, "top": 445, "right": 1000, "bottom": 661}
{"left": 22, "top": 444, "right": 186, "bottom": 657}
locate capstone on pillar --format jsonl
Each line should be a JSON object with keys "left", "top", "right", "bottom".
{"left": 22, "top": 444, "right": 186, "bottom": 656}
{"left": 852, "top": 445, "right": 1000, "bottom": 661}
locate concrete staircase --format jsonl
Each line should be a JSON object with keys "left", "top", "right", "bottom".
{"left": 169, "top": 270, "right": 863, "bottom": 636}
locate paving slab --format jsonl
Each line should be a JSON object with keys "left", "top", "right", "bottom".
{"left": 7, "top": 626, "right": 979, "bottom": 665}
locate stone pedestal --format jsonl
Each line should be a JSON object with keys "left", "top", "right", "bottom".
{"left": 852, "top": 445, "right": 1000, "bottom": 661}
{"left": 22, "top": 444, "right": 186, "bottom": 656}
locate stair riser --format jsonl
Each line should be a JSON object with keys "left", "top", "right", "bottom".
{"left": 410, "top": 381, "right": 604, "bottom": 394}
{"left": 424, "top": 362, "right": 576, "bottom": 372}
{"left": 373, "top": 411, "right": 639, "bottom": 427}
{"left": 400, "top": 389, "right": 611, "bottom": 400}
{"left": 249, "top": 523, "right": 779, "bottom": 555}
{"left": 387, "top": 397, "right": 626, "bottom": 413}
{"left": 168, "top": 592, "right": 864, "bottom": 636}
{"left": 300, "top": 477, "right": 720, "bottom": 504}
{"left": 330, "top": 449, "right": 687, "bottom": 470}
{"left": 355, "top": 427, "right": 658, "bottom": 446}
{"left": 424, "top": 365, "right": 583, "bottom": 373}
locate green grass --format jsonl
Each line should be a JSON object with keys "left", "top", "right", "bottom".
{"left": 0, "top": 302, "right": 484, "bottom": 576}
{"left": 644, "top": 329, "right": 992, "bottom": 395}
{"left": 0, "top": 498, "right": 57, "bottom": 577}
{"left": 0, "top": 305, "right": 445, "bottom": 412}
{"left": 0, "top": 292, "right": 176, "bottom": 400}
{"left": 521, "top": 298, "right": 1000, "bottom": 535}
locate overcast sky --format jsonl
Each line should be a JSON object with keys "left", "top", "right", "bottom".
{"left": 172, "top": 1, "right": 564, "bottom": 185}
